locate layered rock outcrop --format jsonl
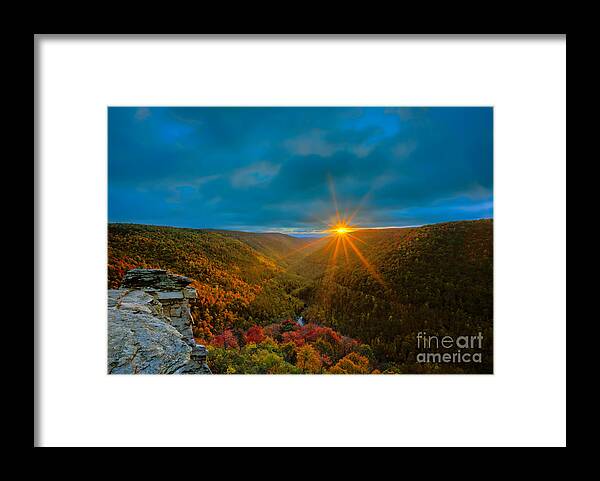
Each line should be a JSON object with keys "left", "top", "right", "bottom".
{"left": 108, "top": 269, "right": 211, "bottom": 374}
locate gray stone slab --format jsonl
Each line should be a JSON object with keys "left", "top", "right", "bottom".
{"left": 157, "top": 291, "right": 184, "bottom": 300}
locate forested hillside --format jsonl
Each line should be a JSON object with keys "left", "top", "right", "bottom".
{"left": 300, "top": 220, "right": 493, "bottom": 373}
{"left": 108, "top": 224, "right": 309, "bottom": 336}
{"left": 108, "top": 220, "right": 493, "bottom": 373}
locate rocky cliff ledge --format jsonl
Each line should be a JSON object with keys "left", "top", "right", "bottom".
{"left": 108, "top": 269, "right": 211, "bottom": 374}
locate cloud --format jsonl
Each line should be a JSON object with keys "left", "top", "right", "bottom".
{"left": 231, "top": 161, "right": 281, "bottom": 188}
{"left": 285, "top": 130, "right": 336, "bottom": 156}
{"left": 392, "top": 140, "right": 417, "bottom": 159}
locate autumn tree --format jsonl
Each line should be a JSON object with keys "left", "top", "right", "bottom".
{"left": 244, "top": 325, "right": 265, "bottom": 345}
{"left": 211, "top": 329, "right": 239, "bottom": 349}
{"left": 328, "top": 352, "right": 370, "bottom": 374}
{"left": 295, "top": 344, "right": 322, "bottom": 373}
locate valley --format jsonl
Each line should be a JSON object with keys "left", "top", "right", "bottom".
{"left": 108, "top": 219, "right": 493, "bottom": 373}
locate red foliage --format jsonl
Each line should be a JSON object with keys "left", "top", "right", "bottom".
{"left": 299, "top": 324, "right": 342, "bottom": 344}
{"left": 277, "top": 323, "right": 346, "bottom": 348}
{"left": 281, "top": 330, "right": 306, "bottom": 347}
{"left": 244, "top": 325, "right": 266, "bottom": 344}
{"left": 210, "top": 329, "right": 239, "bottom": 349}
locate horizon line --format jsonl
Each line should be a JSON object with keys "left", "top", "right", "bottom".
{"left": 108, "top": 217, "right": 493, "bottom": 237}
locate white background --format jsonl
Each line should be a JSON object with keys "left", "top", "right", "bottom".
{"left": 36, "top": 35, "right": 566, "bottom": 447}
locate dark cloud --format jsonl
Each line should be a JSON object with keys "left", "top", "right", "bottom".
{"left": 109, "top": 107, "right": 492, "bottom": 234}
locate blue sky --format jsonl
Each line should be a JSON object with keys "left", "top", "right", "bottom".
{"left": 109, "top": 107, "right": 492, "bottom": 235}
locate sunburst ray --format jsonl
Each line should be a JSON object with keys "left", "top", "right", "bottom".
{"left": 345, "top": 235, "right": 386, "bottom": 288}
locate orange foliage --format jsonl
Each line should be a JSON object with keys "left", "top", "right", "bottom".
{"left": 295, "top": 344, "right": 322, "bottom": 373}
{"left": 328, "top": 352, "right": 370, "bottom": 374}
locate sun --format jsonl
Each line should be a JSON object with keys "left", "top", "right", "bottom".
{"left": 290, "top": 175, "right": 385, "bottom": 289}
{"left": 334, "top": 226, "right": 350, "bottom": 235}
{"left": 326, "top": 223, "right": 354, "bottom": 236}
{"left": 319, "top": 218, "right": 386, "bottom": 288}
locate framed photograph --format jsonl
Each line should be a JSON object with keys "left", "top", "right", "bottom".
{"left": 35, "top": 34, "right": 566, "bottom": 447}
